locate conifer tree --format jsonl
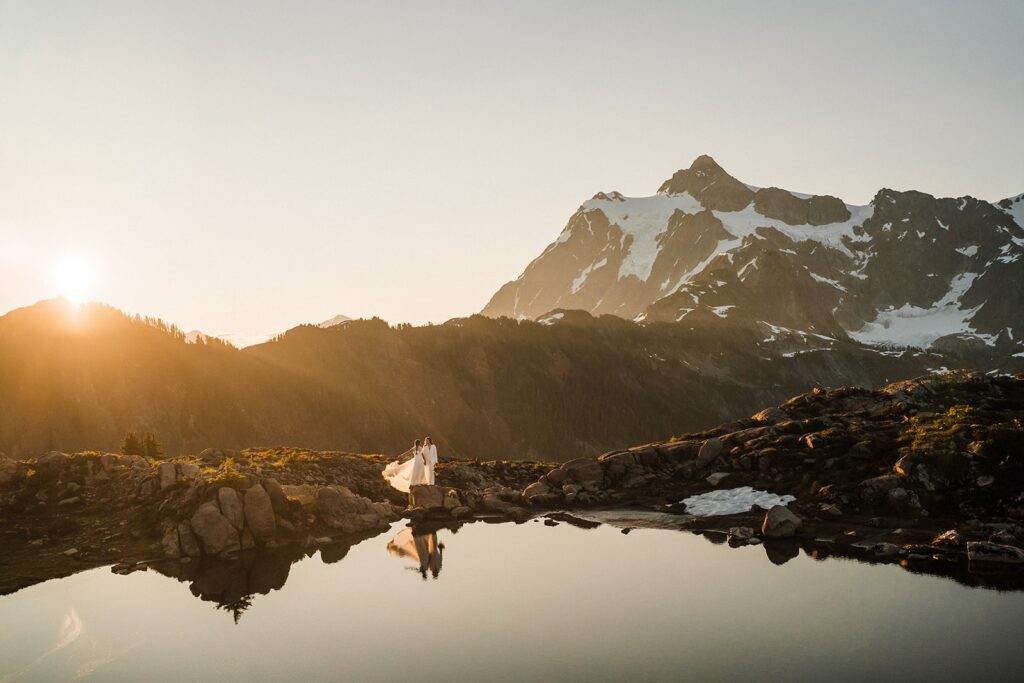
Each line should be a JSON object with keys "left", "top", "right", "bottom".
{"left": 120, "top": 431, "right": 143, "bottom": 456}
{"left": 142, "top": 433, "right": 163, "bottom": 459}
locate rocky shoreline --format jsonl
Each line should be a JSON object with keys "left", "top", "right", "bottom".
{"left": 2, "top": 371, "right": 1023, "bottom": 595}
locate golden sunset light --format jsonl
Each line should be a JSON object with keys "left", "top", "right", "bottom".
{"left": 1, "top": 2, "right": 1022, "bottom": 681}
{"left": 49, "top": 255, "right": 95, "bottom": 306}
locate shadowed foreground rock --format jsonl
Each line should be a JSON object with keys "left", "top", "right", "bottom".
{"left": 2, "top": 371, "right": 1023, "bottom": 594}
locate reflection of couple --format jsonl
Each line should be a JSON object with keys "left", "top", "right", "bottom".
{"left": 387, "top": 527, "right": 444, "bottom": 579}
{"left": 382, "top": 437, "right": 438, "bottom": 493}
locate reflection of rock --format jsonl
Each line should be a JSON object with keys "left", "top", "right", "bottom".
{"left": 764, "top": 539, "right": 800, "bottom": 565}
{"left": 157, "top": 550, "right": 298, "bottom": 622}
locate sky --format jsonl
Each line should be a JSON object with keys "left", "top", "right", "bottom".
{"left": 1, "top": 0, "right": 1022, "bottom": 345}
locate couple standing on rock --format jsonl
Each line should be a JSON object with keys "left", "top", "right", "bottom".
{"left": 382, "top": 437, "right": 438, "bottom": 493}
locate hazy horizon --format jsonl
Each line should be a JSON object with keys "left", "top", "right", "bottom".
{"left": 2, "top": 0, "right": 1022, "bottom": 342}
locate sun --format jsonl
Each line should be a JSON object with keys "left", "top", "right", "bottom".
{"left": 51, "top": 255, "right": 95, "bottom": 306}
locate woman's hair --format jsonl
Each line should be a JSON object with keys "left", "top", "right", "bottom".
{"left": 424, "top": 436, "right": 432, "bottom": 445}
{"left": 414, "top": 439, "right": 421, "bottom": 449}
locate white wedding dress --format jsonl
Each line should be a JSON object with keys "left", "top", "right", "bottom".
{"left": 383, "top": 447, "right": 428, "bottom": 493}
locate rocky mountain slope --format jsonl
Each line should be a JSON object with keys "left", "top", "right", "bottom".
{"left": 483, "top": 156, "right": 1024, "bottom": 359}
{"left": 1, "top": 298, "right": 988, "bottom": 462}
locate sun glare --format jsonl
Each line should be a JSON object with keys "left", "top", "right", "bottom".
{"left": 51, "top": 255, "right": 95, "bottom": 306}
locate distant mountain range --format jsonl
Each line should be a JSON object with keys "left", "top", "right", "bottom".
{"left": 184, "top": 314, "right": 352, "bottom": 348}
{"left": 483, "top": 155, "right": 1024, "bottom": 360}
{"left": 1, "top": 298, "right": 996, "bottom": 463}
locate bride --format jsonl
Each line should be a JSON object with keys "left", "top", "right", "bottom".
{"left": 382, "top": 439, "right": 428, "bottom": 493}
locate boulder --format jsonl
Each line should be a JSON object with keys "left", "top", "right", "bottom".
{"left": 243, "top": 484, "right": 278, "bottom": 542}
{"left": 893, "top": 453, "right": 917, "bottom": 476}
{"left": 280, "top": 484, "right": 319, "bottom": 509}
{"left": 217, "top": 487, "right": 245, "bottom": 531}
{"left": 561, "top": 458, "right": 604, "bottom": 491}
{"left": 0, "top": 455, "right": 25, "bottom": 487}
{"left": 479, "top": 493, "right": 512, "bottom": 513}
{"left": 99, "top": 453, "right": 118, "bottom": 472}
{"left": 544, "top": 468, "right": 569, "bottom": 488}
{"left": 819, "top": 503, "right": 843, "bottom": 518}
{"left": 523, "top": 481, "right": 552, "bottom": 503}
{"left": 728, "top": 527, "right": 756, "bottom": 545}
{"left": 198, "top": 448, "right": 233, "bottom": 466}
{"left": 706, "top": 472, "right": 731, "bottom": 487}
{"left": 858, "top": 474, "right": 901, "bottom": 501}
{"left": 189, "top": 503, "right": 240, "bottom": 557}
{"left": 659, "top": 441, "right": 699, "bottom": 463}
{"left": 161, "top": 527, "right": 181, "bottom": 559}
{"left": 441, "top": 489, "right": 463, "bottom": 510}
{"left": 241, "top": 527, "right": 257, "bottom": 551}
{"left": 967, "top": 541, "right": 1024, "bottom": 565}
{"left": 35, "top": 451, "right": 67, "bottom": 474}
{"left": 696, "top": 438, "right": 723, "bottom": 468}
{"left": 752, "top": 407, "right": 787, "bottom": 424}
{"left": 932, "top": 529, "right": 963, "bottom": 548}
{"left": 158, "top": 462, "right": 177, "bottom": 489}
{"left": 178, "top": 462, "right": 200, "bottom": 479}
{"left": 262, "top": 478, "right": 290, "bottom": 515}
{"left": 316, "top": 486, "right": 382, "bottom": 533}
{"left": 762, "top": 505, "right": 802, "bottom": 539}
{"left": 177, "top": 522, "right": 202, "bottom": 558}
{"left": 409, "top": 484, "right": 445, "bottom": 509}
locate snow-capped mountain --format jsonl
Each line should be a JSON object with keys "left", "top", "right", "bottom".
{"left": 483, "top": 155, "right": 1024, "bottom": 355}
{"left": 318, "top": 314, "right": 353, "bottom": 328}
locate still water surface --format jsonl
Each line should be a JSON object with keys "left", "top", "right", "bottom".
{"left": 2, "top": 519, "right": 1023, "bottom": 682}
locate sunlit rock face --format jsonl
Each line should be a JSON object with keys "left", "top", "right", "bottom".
{"left": 482, "top": 155, "right": 1024, "bottom": 358}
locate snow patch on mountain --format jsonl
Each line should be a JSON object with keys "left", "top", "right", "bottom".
{"left": 849, "top": 273, "right": 986, "bottom": 348}
{"left": 995, "top": 193, "right": 1024, "bottom": 229}
{"left": 571, "top": 257, "right": 608, "bottom": 293}
{"left": 318, "top": 314, "right": 352, "bottom": 328}
{"left": 581, "top": 192, "right": 702, "bottom": 281}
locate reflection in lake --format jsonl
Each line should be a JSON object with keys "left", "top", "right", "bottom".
{"left": 3, "top": 519, "right": 1024, "bottom": 681}
{"left": 387, "top": 528, "right": 444, "bottom": 579}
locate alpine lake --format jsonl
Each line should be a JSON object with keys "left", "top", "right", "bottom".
{"left": 2, "top": 513, "right": 1023, "bottom": 682}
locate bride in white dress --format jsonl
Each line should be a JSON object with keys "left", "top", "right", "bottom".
{"left": 382, "top": 439, "right": 428, "bottom": 493}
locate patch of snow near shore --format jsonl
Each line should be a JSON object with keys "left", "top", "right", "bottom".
{"left": 681, "top": 487, "right": 795, "bottom": 517}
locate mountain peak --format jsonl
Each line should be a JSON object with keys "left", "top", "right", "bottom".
{"left": 318, "top": 314, "right": 353, "bottom": 328}
{"left": 657, "top": 155, "right": 753, "bottom": 211}
{"left": 688, "top": 154, "right": 726, "bottom": 174}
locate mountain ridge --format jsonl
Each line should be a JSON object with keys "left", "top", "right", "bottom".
{"left": 482, "top": 156, "right": 1024, "bottom": 359}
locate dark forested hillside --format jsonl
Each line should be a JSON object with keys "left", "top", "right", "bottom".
{"left": 0, "top": 299, "right": 1004, "bottom": 462}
